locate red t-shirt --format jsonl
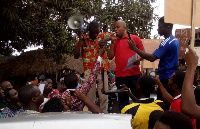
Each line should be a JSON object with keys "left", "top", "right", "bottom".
{"left": 114, "top": 34, "right": 144, "bottom": 77}
{"left": 170, "top": 94, "right": 196, "bottom": 129}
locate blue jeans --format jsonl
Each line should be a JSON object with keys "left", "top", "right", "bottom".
{"left": 116, "top": 74, "right": 141, "bottom": 111}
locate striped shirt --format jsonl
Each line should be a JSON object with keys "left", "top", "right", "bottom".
{"left": 1, "top": 106, "right": 23, "bottom": 118}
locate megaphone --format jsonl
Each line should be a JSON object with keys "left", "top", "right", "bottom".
{"left": 67, "top": 14, "right": 87, "bottom": 47}
{"left": 67, "top": 14, "right": 83, "bottom": 30}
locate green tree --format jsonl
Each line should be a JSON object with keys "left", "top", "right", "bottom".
{"left": 0, "top": 0, "right": 158, "bottom": 61}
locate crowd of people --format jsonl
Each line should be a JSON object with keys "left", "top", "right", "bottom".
{"left": 0, "top": 16, "right": 200, "bottom": 129}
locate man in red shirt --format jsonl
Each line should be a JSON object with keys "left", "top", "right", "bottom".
{"left": 154, "top": 71, "right": 196, "bottom": 129}
{"left": 108, "top": 20, "right": 145, "bottom": 110}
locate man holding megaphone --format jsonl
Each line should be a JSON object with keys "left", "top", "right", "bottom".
{"left": 74, "top": 21, "right": 115, "bottom": 113}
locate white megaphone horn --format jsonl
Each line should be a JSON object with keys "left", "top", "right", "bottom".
{"left": 67, "top": 14, "right": 83, "bottom": 30}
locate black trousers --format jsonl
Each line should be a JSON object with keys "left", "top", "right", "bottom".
{"left": 116, "top": 74, "right": 141, "bottom": 111}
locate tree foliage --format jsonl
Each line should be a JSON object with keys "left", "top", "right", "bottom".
{"left": 0, "top": 0, "right": 158, "bottom": 62}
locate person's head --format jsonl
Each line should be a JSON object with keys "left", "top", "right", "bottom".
{"left": 0, "top": 81, "right": 13, "bottom": 91}
{"left": 80, "top": 73, "right": 84, "bottom": 78}
{"left": 148, "top": 110, "right": 163, "bottom": 129}
{"left": 64, "top": 72, "right": 78, "bottom": 89}
{"left": 114, "top": 20, "right": 127, "bottom": 38}
{"left": 153, "top": 111, "right": 193, "bottom": 129}
{"left": 88, "top": 21, "right": 99, "bottom": 40}
{"left": 59, "top": 78, "right": 67, "bottom": 93}
{"left": 41, "top": 97, "right": 66, "bottom": 113}
{"left": 136, "top": 75, "right": 155, "bottom": 98}
{"left": 30, "top": 76, "right": 39, "bottom": 86}
{"left": 168, "top": 71, "right": 185, "bottom": 93}
{"left": 18, "top": 85, "right": 44, "bottom": 109}
{"left": 157, "top": 16, "right": 173, "bottom": 37}
{"left": 4, "top": 88, "right": 19, "bottom": 104}
{"left": 43, "top": 79, "right": 53, "bottom": 95}
{"left": 0, "top": 87, "right": 5, "bottom": 101}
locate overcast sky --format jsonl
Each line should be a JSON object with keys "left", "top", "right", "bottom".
{"left": 151, "top": 0, "right": 190, "bottom": 38}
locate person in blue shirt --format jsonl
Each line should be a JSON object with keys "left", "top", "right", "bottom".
{"left": 128, "top": 16, "right": 179, "bottom": 108}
